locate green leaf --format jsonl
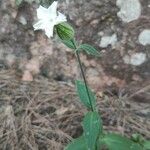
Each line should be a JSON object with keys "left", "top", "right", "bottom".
{"left": 55, "top": 22, "right": 75, "bottom": 40}
{"left": 65, "top": 136, "right": 87, "bottom": 150}
{"left": 76, "top": 80, "right": 96, "bottom": 110}
{"left": 101, "top": 133, "right": 143, "bottom": 150}
{"left": 143, "top": 141, "right": 150, "bottom": 150}
{"left": 82, "top": 111, "right": 102, "bottom": 150}
{"left": 131, "top": 134, "right": 144, "bottom": 144}
{"left": 15, "top": 0, "right": 23, "bottom": 6}
{"left": 61, "top": 39, "right": 76, "bottom": 50}
{"left": 78, "top": 44, "right": 100, "bottom": 56}
{"left": 96, "top": 135, "right": 106, "bottom": 150}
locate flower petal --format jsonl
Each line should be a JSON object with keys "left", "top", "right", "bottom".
{"left": 55, "top": 12, "right": 67, "bottom": 25}
{"left": 33, "top": 20, "right": 44, "bottom": 30}
{"left": 33, "top": 2, "right": 67, "bottom": 38}
{"left": 44, "top": 25, "right": 54, "bottom": 38}
{"left": 37, "top": 5, "right": 49, "bottom": 19}
{"left": 48, "top": 1, "right": 58, "bottom": 16}
{"left": 48, "top": 1, "right": 58, "bottom": 14}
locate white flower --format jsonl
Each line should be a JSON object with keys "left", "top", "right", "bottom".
{"left": 33, "top": 1, "right": 67, "bottom": 38}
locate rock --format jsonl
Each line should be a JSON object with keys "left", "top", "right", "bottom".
{"left": 0, "top": 0, "right": 149, "bottom": 94}
{"left": 0, "top": 48, "right": 4, "bottom": 61}
{"left": 25, "top": 58, "right": 40, "bottom": 75}
{"left": 0, "top": 14, "right": 10, "bottom": 34}
{"left": 116, "top": 0, "right": 141, "bottom": 23}
{"left": 22, "top": 70, "right": 33, "bottom": 81}
{"left": 88, "top": 76, "right": 101, "bottom": 89}
{"left": 138, "top": 29, "right": 150, "bottom": 46}
{"left": 99, "top": 34, "right": 117, "bottom": 48}
{"left": 18, "top": 15, "right": 27, "bottom": 25}
{"left": 123, "top": 53, "right": 146, "bottom": 66}
{"left": 87, "top": 68, "right": 99, "bottom": 76}
{"left": 132, "top": 74, "right": 142, "bottom": 81}
{"left": 5, "top": 54, "right": 16, "bottom": 67}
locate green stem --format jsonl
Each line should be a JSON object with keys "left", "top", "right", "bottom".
{"left": 72, "top": 39, "right": 96, "bottom": 149}
{"left": 71, "top": 39, "right": 94, "bottom": 111}
{"left": 74, "top": 49, "right": 94, "bottom": 111}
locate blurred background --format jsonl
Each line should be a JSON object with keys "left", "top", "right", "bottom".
{"left": 0, "top": 0, "right": 150, "bottom": 149}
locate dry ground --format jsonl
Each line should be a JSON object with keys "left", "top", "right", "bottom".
{"left": 0, "top": 70, "right": 149, "bottom": 150}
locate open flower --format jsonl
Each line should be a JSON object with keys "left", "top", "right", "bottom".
{"left": 33, "top": 1, "right": 67, "bottom": 38}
